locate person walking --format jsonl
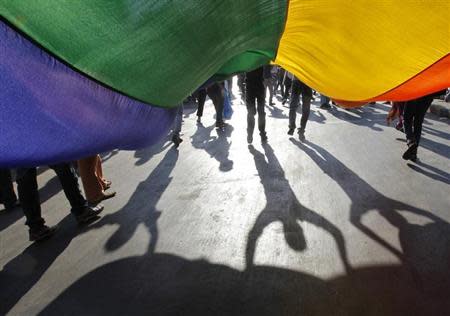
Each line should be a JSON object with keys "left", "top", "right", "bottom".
{"left": 78, "top": 155, "right": 115, "bottom": 205}
{"left": 288, "top": 77, "right": 313, "bottom": 140}
{"left": 195, "top": 82, "right": 225, "bottom": 128}
{"left": 245, "top": 66, "right": 268, "bottom": 144}
{"left": 402, "top": 90, "right": 446, "bottom": 161}
{"left": 16, "top": 163, "right": 104, "bottom": 241}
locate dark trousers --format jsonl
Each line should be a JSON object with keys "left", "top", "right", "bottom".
{"left": 403, "top": 96, "right": 433, "bottom": 144}
{"left": 196, "top": 83, "right": 224, "bottom": 124}
{"left": 0, "top": 169, "right": 17, "bottom": 208}
{"left": 246, "top": 88, "right": 266, "bottom": 136}
{"left": 289, "top": 79, "right": 312, "bottom": 131}
{"left": 16, "top": 163, "right": 87, "bottom": 229}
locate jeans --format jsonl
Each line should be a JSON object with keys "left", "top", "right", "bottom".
{"left": 173, "top": 104, "right": 184, "bottom": 137}
{"left": 0, "top": 169, "right": 17, "bottom": 208}
{"left": 289, "top": 79, "right": 312, "bottom": 131}
{"left": 16, "top": 163, "right": 87, "bottom": 229}
{"left": 196, "top": 83, "right": 224, "bottom": 124}
{"left": 246, "top": 88, "right": 266, "bottom": 136}
{"left": 403, "top": 96, "right": 433, "bottom": 144}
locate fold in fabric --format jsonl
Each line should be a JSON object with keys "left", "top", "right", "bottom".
{"left": 0, "top": 20, "right": 176, "bottom": 168}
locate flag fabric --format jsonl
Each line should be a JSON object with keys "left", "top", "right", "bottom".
{"left": 1, "top": 1, "right": 449, "bottom": 167}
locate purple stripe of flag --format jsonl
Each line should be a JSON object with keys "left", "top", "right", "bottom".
{"left": 0, "top": 20, "right": 176, "bottom": 167}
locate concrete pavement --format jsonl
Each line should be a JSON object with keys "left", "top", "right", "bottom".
{"left": 1, "top": 86, "right": 449, "bottom": 315}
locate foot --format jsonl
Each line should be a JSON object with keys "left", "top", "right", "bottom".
{"left": 320, "top": 103, "right": 331, "bottom": 109}
{"left": 261, "top": 133, "right": 268, "bottom": 143}
{"left": 287, "top": 128, "right": 295, "bottom": 136}
{"left": 215, "top": 121, "right": 225, "bottom": 129}
{"left": 172, "top": 135, "right": 183, "bottom": 148}
{"left": 402, "top": 141, "right": 418, "bottom": 160}
{"left": 197, "top": 116, "right": 201, "bottom": 123}
{"left": 298, "top": 129, "right": 305, "bottom": 141}
{"left": 247, "top": 134, "right": 253, "bottom": 144}
{"left": 76, "top": 204, "right": 104, "bottom": 225}
{"left": 102, "top": 180, "right": 112, "bottom": 191}
{"left": 269, "top": 100, "right": 275, "bottom": 106}
{"left": 89, "top": 191, "right": 116, "bottom": 205}
{"left": 29, "top": 225, "right": 58, "bottom": 242}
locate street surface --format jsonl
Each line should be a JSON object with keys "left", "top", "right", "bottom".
{"left": 1, "top": 85, "right": 449, "bottom": 315}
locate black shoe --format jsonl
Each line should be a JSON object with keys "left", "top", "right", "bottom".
{"left": 247, "top": 134, "right": 253, "bottom": 144}
{"left": 172, "top": 135, "right": 183, "bottom": 148}
{"left": 76, "top": 204, "right": 104, "bottom": 225}
{"left": 29, "top": 225, "right": 58, "bottom": 242}
{"left": 402, "top": 141, "right": 418, "bottom": 160}
{"left": 287, "top": 128, "right": 295, "bottom": 136}
{"left": 298, "top": 129, "right": 305, "bottom": 141}
{"left": 216, "top": 121, "right": 225, "bottom": 129}
{"left": 197, "top": 116, "right": 201, "bottom": 123}
{"left": 261, "top": 133, "right": 268, "bottom": 143}
{"left": 320, "top": 103, "right": 331, "bottom": 109}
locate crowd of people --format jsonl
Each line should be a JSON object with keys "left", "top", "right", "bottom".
{"left": 0, "top": 65, "right": 448, "bottom": 243}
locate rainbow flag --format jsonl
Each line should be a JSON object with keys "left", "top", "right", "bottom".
{"left": 1, "top": 1, "right": 449, "bottom": 166}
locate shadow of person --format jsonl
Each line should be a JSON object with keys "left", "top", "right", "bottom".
{"left": 134, "top": 136, "right": 172, "bottom": 166}
{"left": 407, "top": 162, "right": 450, "bottom": 185}
{"left": 266, "top": 104, "right": 288, "bottom": 119}
{"left": 246, "top": 143, "right": 352, "bottom": 273}
{"left": 90, "top": 148, "right": 179, "bottom": 253}
{"left": 291, "top": 139, "right": 450, "bottom": 294}
{"left": 0, "top": 215, "right": 74, "bottom": 315}
{"left": 191, "top": 124, "right": 234, "bottom": 172}
{"left": 40, "top": 251, "right": 450, "bottom": 315}
{"left": 0, "top": 207, "right": 24, "bottom": 233}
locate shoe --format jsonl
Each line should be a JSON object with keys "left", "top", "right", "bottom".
{"left": 269, "top": 100, "right": 275, "bottom": 106}
{"left": 287, "top": 128, "right": 295, "bottom": 136}
{"left": 216, "top": 121, "right": 225, "bottom": 129}
{"left": 247, "top": 134, "right": 253, "bottom": 144}
{"left": 320, "top": 103, "right": 331, "bottom": 109}
{"left": 89, "top": 191, "right": 116, "bottom": 205}
{"left": 29, "top": 225, "right": 58, "bottom": 242}
{"left": 172, "top": 135, "right": 183, "bottom": 148}
{"left": 76, "top": 204, "right": 104, "bottom": 225}
{"left": 402, "top": 141, "right": 418, "bottom": 160}
{"left": 298, "top": 129, "right": 305, "bottom": 141}
{"left": 261, "top": 133, "right": 268, "bottom": 143}
{"left": 197, "top": 116, "right": 201, "bottom": 123}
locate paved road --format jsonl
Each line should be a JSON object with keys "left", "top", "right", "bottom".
{"left": 1, "top": 86, "right": 449, "bottom": 315}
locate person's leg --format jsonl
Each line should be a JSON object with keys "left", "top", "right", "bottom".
{"left": 196, "top": 89, "right": 206, "bottom": 120}
{"left": 172, "top": 104, "right": 184, "bottom": 147}
{"left": 0, "top": 169, "right": 17, "bottom": 209}
{"left": 16, "top": 168, "right": 44, "bottom": 229}
{"left": 16, "top": 167, "right": 58, "bottom": 241}
{"left": 246, "top": 91, "right": 257, "bottom": 143}
{"left": 412, "top": 96, "right": 433, "bottom": 145}
{"left": 208, "top": 83, "right": 224, "bottom": 127}
{"left": 78, "top": 156, "right": 104, "bottom": 203}
{"left": 256, "top": 89, "right": 267, "bottom": 140}
{"left": 268, "top": 77, "right": 275, "bottom": 105}
{"left": 299, "top": 84, "right": 313, "bottom": 133}
{"left": 320, "top": 94, "right": 331, "bottom": 108}
{"left": 51, "top": 163, "right": 104, "bottom": 223}
{"left": 288, "top": 79, "right": 301, "bottom": 133}
{"left": 403, "top": 101, "right": 415, "bottom": 143}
